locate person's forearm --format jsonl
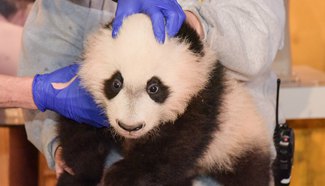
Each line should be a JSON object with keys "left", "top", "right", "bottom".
{"left": 0, "top": 74, "right": 37, "bottom": 109}
{"left": 180, "top": 0, "right": 285, "bottom": 81}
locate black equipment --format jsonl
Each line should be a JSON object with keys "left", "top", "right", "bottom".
{"left": 273, "top": 79, "right": 295, "bottom": 186}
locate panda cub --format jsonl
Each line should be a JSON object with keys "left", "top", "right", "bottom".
{"left": 57, "top": 14, "right": 274, "bottom": 186}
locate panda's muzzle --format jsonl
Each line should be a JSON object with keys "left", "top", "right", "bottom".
{"left": 117, "top": 120, "right": 144, "bottom": 132}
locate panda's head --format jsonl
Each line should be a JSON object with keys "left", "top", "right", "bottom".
{"left": 79, "top": 14, "right": 217, "bottom": 139}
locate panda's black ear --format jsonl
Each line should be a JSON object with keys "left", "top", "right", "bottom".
{"left": 175, "top": 22, "right": 204, "bottom": 56}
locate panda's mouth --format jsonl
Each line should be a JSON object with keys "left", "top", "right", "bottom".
{"left": 117, "top": 121, "right": 144, "bottom": 132}
{"left": 115, "top": 129, "right": 146, "bottom": 139}
{"left": 114, "top": 119, "right": 146, "bottom": 139}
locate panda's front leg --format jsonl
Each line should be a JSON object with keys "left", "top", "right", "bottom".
{"left": 102, "top": 158, "right": 195, "bottom": 186}
{"left": 56, "top": 117, "right": 113, "bottom": 186}
{"left": 102, "top": 128, "right": 204, "bottom": 185}
{"left": 101, "top": 159, "right": 161, "bottom": 186}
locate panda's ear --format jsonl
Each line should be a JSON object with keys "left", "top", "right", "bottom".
{"left": 175, "top": 22, "right": 204, "bottom": 56}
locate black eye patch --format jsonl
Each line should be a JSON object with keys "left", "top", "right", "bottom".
{"left": 146, "top": 76, "right": 170, "bottom": 103}
{"left": 104, "top": 71, "right": 123, "bottom": 100}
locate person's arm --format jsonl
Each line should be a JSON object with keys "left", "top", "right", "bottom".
{"left": 18, "top": 0, "right": 116, "bottom": 172}
{"left": 0, "top": 66, "right": 108, "bottom": 127}
{"left": 0, "top": 74, "right": 36, "bottom": 109}
{"left": 179, "top": 0, "right": 286, "bottom": 81}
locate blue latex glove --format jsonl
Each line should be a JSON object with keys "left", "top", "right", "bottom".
{"left": 112, "top": 0, "right": 185, "bottom": 43}
{"left": 32, "top": 64, "right": 109, "bottom": 128}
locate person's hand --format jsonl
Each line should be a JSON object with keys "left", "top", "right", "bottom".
{"left": 112, "top": 0, "right": 186, "bottom": 43}
{"left": 32, "top": 64, "right": 108, "bottom": 128}
{"left": 54, "top": 146, "right": 74, "bottom": 178}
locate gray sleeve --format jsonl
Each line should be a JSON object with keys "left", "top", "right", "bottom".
{"left": 18, "top": 0, "right": 114, "bottom": 169}
{"left": 179, "top": 0, "right": 286, "bottom": 81}
{"left": 23, "top": 110, "right": 60, "bottom": 169}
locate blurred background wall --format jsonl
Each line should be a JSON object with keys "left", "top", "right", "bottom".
{"left": 288, "top": 0, "right": 325, "bottom": 185}
{"left": 290, "top": 0, "right": 325, "bottom": 71}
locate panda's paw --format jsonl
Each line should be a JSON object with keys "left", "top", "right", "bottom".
{"left": 102, "top": 160, "right": 155, "bottom": 186}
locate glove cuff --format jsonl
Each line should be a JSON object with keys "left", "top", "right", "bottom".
{"left": 32, "top": 74, "right": 47, "bottom": 112}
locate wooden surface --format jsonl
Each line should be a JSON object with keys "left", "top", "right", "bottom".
{"left": 0, "top": 127, "right": 56, "bottom": 186}
{"left": 0, "top": 108, "right": 38, "bottom": 186}
{"left": 0, "top": 128, "right": 9, "bottom": 186}
{"left": 0, "top": 108, "right": 25, "bottom": 126}
{"left": 289, "top": 120, "right": 325, "bottom": 186}
{"left": 9, "top": 126, "right": 39, "bottom": 186}
{"left": 0, "top": 127, "right": 39, "bottom": 186}
{"left": 38, "top": 155, "right": 57, "bottom": 186}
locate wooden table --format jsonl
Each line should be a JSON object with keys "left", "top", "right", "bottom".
{"left": 0, "top": 108, "right": 38, "bottom": 186}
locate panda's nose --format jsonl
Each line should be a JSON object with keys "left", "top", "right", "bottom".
{"left": 117, "top": 120, "right": 144, "bottom": 132}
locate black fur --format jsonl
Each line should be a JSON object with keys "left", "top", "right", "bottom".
{"left": 56, "top": 118, "right": 114, "bottom": 186}
{"left": 104, "top": 71, "right": 124, "bottom": 100}
{"left": 175, "top": 22, "right": 204, "bottom": 56}
{"left": 214, "top": 148, "right": 272, "bottom": 186}
{"left": 146, "top": 76, "right": 170, "bottom": 103}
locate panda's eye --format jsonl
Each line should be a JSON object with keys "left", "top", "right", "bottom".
{"left": 112, "top": 79, "right": 122, "bottom": 90}
{"left": 146, "top": 76, "right": 170, "bottom": 103}
{"left": 104, "top": 71, "right": 123, "bottom": 100}
{"left": 147, "top": 84, "right": 159, "bottom": 94}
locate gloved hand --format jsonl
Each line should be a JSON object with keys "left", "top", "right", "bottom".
{"left": 112, "top": 0, "right": 185, "bottom": 43}
{"left": 32, "top": 64, "right": 108, "bottom": 128}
